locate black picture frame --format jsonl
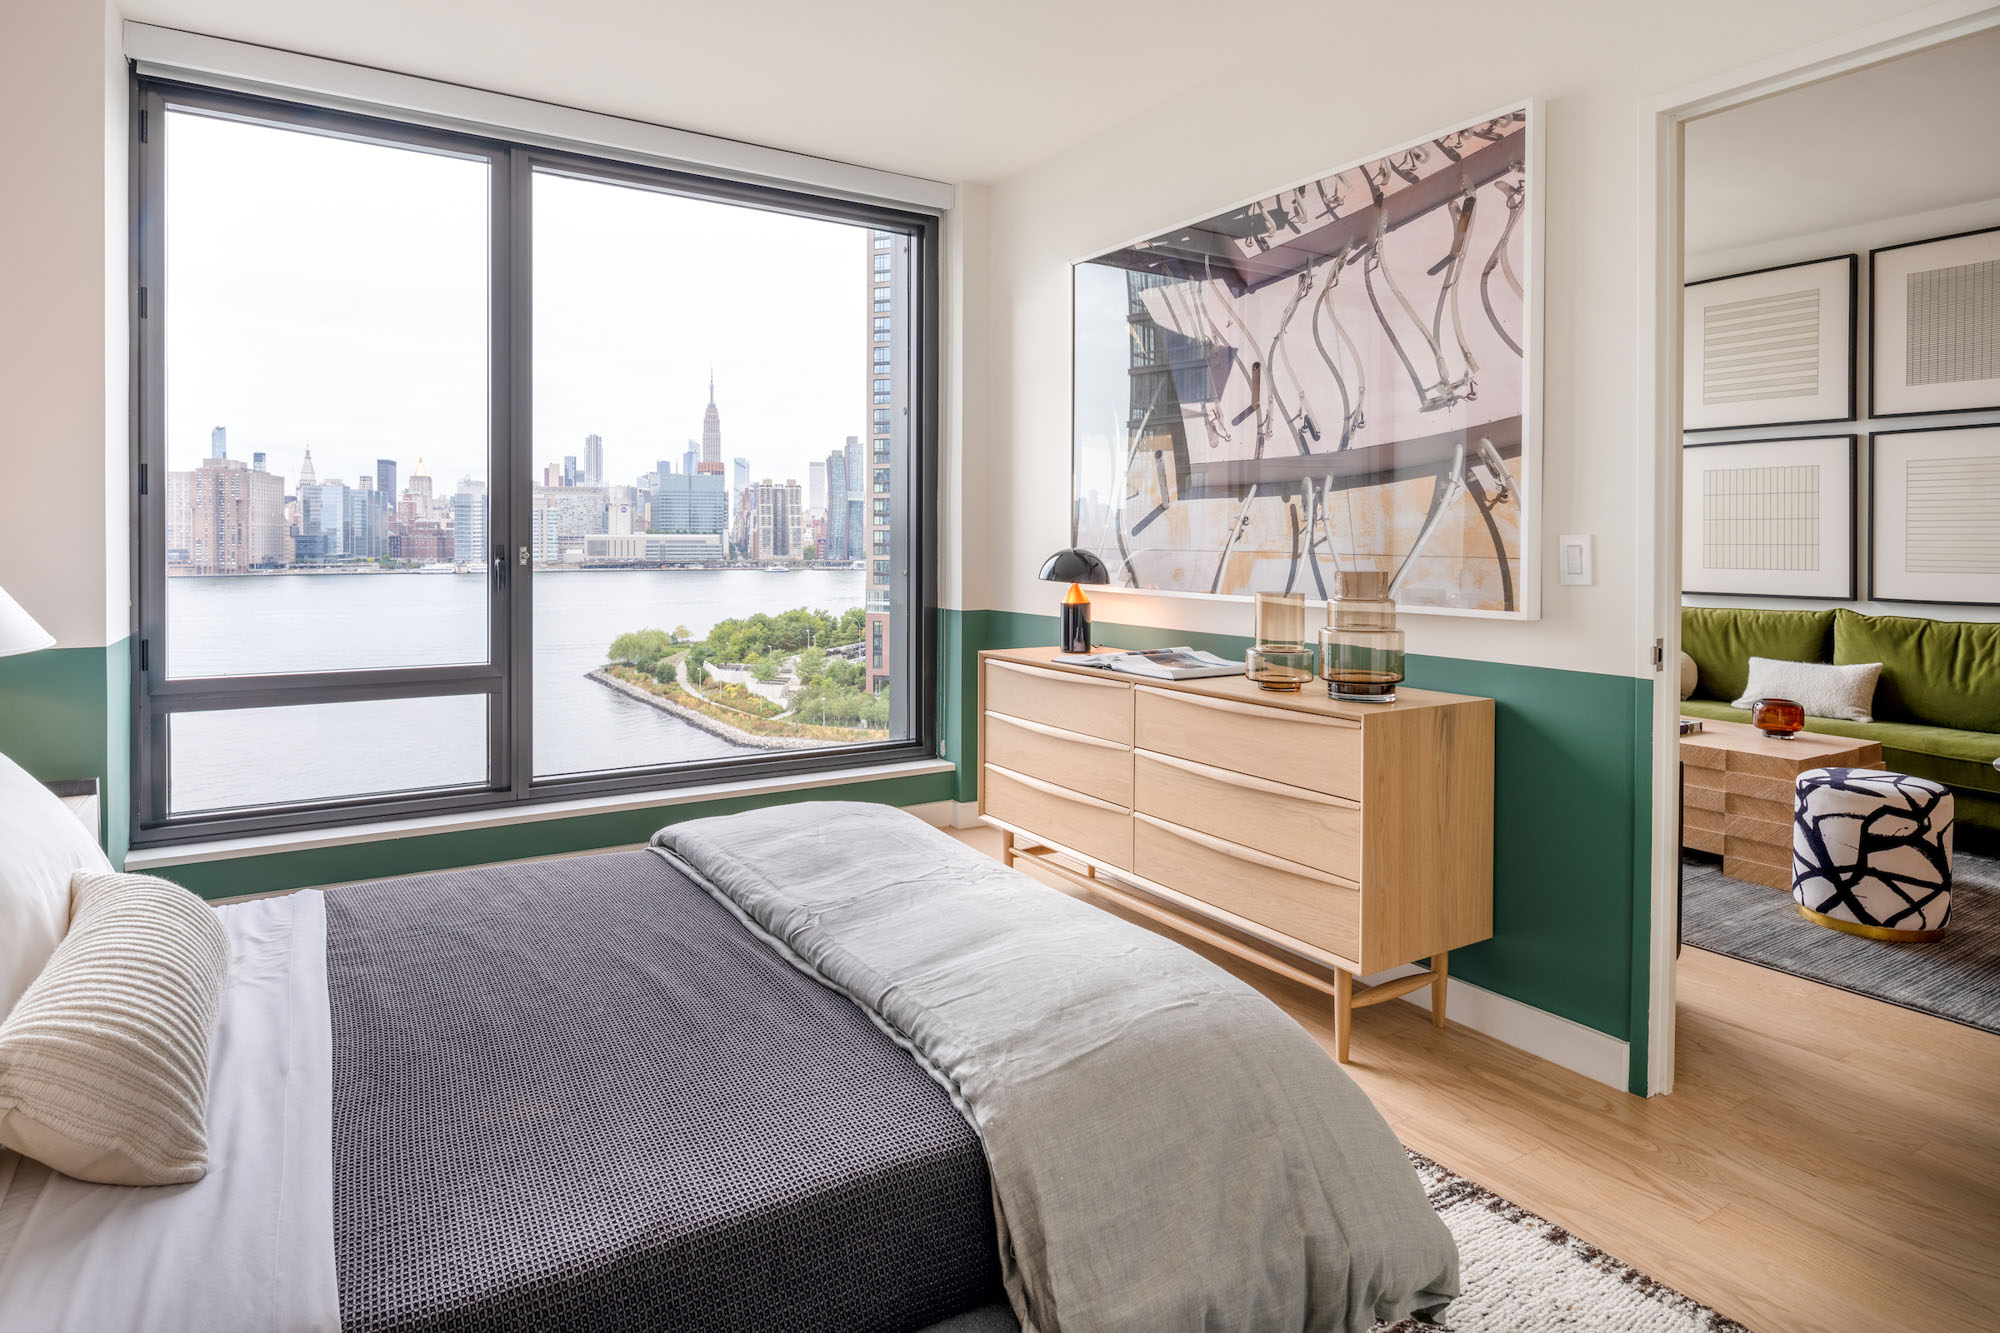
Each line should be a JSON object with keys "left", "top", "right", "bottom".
{"left": 1868, "top": 224, "right": 2000, "bottom": 420}
{"left": 1684, "top": 254, "right": 1857, "bottom": 433}
{"left": 1867, "top": 424, "right": 2000, "bottom": 606}
{"left": 1681, "top": 434, "right": 1858, "bottom": 601}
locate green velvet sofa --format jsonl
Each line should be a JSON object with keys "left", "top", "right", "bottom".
{"left": 1680, "top": 606, "right": 2000, "bottom": 841}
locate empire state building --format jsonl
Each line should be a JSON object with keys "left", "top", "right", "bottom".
{"left": 698, "top": 373, "right": 723, "bottom": 475}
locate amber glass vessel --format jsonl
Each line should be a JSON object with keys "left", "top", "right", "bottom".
{"left": 1319, "top": 571, "right": 1403, "bottom": 702}
{"left": 1247, "top": 591, "right": 1313, "bottom": 691}
{"left": 1752, "top": 697, "right": 1806, "bottom": 739}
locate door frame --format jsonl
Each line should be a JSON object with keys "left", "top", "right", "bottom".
{"left": 1635, "top": 0, "right": 2000, "bottom": 1095}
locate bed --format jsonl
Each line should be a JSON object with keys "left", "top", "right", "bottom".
{"left": 0, "top": 800, "right": 1457, "bottom": 1332}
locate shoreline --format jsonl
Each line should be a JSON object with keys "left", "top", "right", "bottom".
{"left": 588, "top": 668, "right": 859, "bottom": 751}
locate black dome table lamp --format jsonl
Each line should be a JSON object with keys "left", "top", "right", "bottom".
{"left": 1039, "top": 548, "right": 1110, "bottom": 653}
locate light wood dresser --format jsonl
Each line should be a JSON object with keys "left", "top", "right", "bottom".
{"left": 977, "top": 647, "right": 1494, "bottom": 1059}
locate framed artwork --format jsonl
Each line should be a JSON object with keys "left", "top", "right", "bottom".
{"left": 1870, "top": 226, "right": 2000, "bottom": 417}
{"left": 1681, "top": 435, "right": 1856, "bottom": 600}
{"left": 1682, "top": 256, "right": 1856, "bottom": 431}
{"left": 1070, "top": 101, "right": 1542, "bottom": 619}
{"left": 1869, "top": 425, "right": 2000, "bottom": 605}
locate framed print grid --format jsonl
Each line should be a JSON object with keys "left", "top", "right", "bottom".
{"left": 1069, "top": 101, "right": 1541, "bottom": 619}
{"left": 1870, "top": 226, "right": 2000, "bottom": 417}
{"left": 1682, "top": 255, "right": 1856, "bottom": 432}
{"left": 1682, "top": 436, "right": 1856, "bottom": 600}
{"left": 1869, "top": 425, "right": 2000, "bottom": 605}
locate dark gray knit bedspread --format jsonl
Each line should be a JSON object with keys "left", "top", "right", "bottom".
{"left": 323, "top": 850, "right": 1001, "bottom": 1333}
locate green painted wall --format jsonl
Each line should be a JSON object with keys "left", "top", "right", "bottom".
{"left": 0, "top": 614, "right": 1655, "bottom": 1092}
{"left": 0, "top": 640, "right": 130, "bottom": 864}
{"left": 952, "top": 608, "right": 1655, "bottom": 1093}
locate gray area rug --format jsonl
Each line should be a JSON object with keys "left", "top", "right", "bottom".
{"left": 1378, "top": 1153, "right": 1746, "bottom": 1332}
{"left": 1681, "top": 846, "right": 2000, "bottom": 1035}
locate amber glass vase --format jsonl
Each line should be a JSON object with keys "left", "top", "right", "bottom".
{"left": 1319, "top": 571, "right": 1403, "bottom": 702}
{"left": 1752, "top": 697, "right": 1805, "bottom": 739}
{"left": 1247, "top": 591, "right": 1313, "bottom": 691}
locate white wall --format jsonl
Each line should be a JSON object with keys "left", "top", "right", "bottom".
{"left": 966, "top": 0, "right": 1950, "bottom": 678}
{"left": 0, "top": 0, "right": 128, "bottom": 650}
{"left": 1685, "top": 190, "right": 2000, "bottom": 623}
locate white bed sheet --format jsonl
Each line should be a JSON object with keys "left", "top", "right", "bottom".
{"left": 0, "top": 891, "right": 339, "bottom": 1332}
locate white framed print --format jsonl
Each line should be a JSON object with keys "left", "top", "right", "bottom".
{"left": 1682, "top": 436, "right": 1856, "bottom": 600}
{"left": 1683, "top": 256, "right": 1855, "bottom": 431}
{"left": 1871, "top": 226, "right": 2000, "bottom": 417}
{"left": 1870, "top": 426, "right": 2000, "bottom": 605}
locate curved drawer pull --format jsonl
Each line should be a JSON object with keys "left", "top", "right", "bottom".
{"left": 990, "top": 659, "right": 1129, "bottom": 689}
{"left": 1136, "top": 685, "right": 1358, "bottom": 728}
{"left": 989, "top": 711, "right": 1129, "bottom": 751}
{"left": 1136, "top": 748, "right": 1358, "bottom": 808}
{"left": 1135, "top": 812, "right": 1357, "bottom": 888}
{"left": 986, "top": 763, "right": 1131, "bottom": 814}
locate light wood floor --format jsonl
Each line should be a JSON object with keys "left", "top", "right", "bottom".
{"left": 947, "top": 826, "right": 2000, "bottom": 1333}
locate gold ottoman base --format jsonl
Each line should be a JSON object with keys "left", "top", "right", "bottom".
{"left": 1796, "top": 903, "right": 1946, "bottom": 944}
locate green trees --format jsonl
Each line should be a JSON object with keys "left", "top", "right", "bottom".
{"left": 612, "top": 607, "right": 882, "bottom": 731}
{"left": 607, "top": 628, "right": 679, "bottom": 681}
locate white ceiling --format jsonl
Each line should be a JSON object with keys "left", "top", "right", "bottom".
{"left": 1684, "top": 26, "right": 2000, "bottom": 258}
{"left": 121, "top": 0, "right": 1246, "bottom": 185}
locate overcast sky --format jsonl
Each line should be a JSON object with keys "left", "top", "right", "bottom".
{"left": 164, "top": 109, "right": 873, "bottom": 496}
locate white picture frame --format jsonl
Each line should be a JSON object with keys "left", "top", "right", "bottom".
{"left": 1870, "top": 226, "right": 2000, "bottom": 417}
{"left": 1869, "top": 426, "right": 2000, "bottom": 605}
{"left": 1681, "top": 435, "right": 1856, "bottom": 600}
{"left": 1682, "top": 256, "right": 1855, "bottom": 432}
{"left": 1068, "top": 100, "right": 1544, "bottom": 620}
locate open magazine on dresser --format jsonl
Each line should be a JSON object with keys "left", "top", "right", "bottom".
{"left": 1048, "top": 647, "right": 1246, "bottom": 680}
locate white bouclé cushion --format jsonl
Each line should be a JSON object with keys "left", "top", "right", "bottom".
{"left": 0, "top": 753, "right": 113, "bottom": 1019}
{"left": 0, "top": 871, "right": 229, "bottom": 1185}
{"left": 1731, "top": 656, "right": 1881, "bottom": 723}
{"left": 1678, "top": 651, "right": 1698, "bottom": 701}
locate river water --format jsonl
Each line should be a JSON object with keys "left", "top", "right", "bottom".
{"left": 163, "top": 568, "right": 867, "bottom": 813}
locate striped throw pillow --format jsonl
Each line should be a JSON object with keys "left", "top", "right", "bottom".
{"left": 0, "top": 872, "right": 229, "bottom": 1186}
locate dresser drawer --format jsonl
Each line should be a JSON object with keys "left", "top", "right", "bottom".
{"left": 1133, "top": 749, "right": 1360, "bottom": 884}
{"left": 1133, "top": 814, "right": 1361, "bottom": 964}
{"left": 983, "top": 764, "right": 1133, "bottom": 870}
{"left": 985, "top": 661, "right": 1132, "bottom": 746}
{"left": 987, "top": 711, "right": 1133, "bottom": 808}
{"left": 1133, "top": 686, "right": 1362, "bottom": 800}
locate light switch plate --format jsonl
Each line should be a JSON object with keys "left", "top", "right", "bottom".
{"left": 1558, "top": 533, "right": 1594, "bottom": 586}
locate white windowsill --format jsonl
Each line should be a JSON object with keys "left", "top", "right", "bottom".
{"left": 124, "top": 758, "right": 956, "bottom": 870}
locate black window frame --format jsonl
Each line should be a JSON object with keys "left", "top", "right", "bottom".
{"left": 130, "top": 77, "right": 940, "bottom": 847}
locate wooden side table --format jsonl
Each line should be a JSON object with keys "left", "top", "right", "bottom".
{"left": 1679, "top": 719, "right": 1882, "bottom": 888}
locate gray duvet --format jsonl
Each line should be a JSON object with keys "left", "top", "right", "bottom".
{"left": 652, "top": 801, "right": 1459, "bottom": 1333}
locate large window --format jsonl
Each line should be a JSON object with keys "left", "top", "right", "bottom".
{"left": 133, "top": 82, "right": 936, "bottom": 842}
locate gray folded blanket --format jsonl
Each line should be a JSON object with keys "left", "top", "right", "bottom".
{"left": 651, "top": 801, "right": 1458, "bottom": 1333}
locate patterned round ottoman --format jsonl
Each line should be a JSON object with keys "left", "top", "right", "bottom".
{"left": 1792, "top": 768, "right": 1953, "bottom": 941}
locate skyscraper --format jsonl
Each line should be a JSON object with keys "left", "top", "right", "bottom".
{"left": 733, "top": 456, "right": 750, "bottom": 495}
{"left": 751, "top": 479, "right": 804, "bottom": 562}
{"left": 583, "top": 434, "right": 604, "bottom": 486}
{"left": 407, "top": 457, "right": 432, "bottom": 517}
{"left": 809, "top": 460, "right": 828, "bottom": 516}
{"left": 451, "top": 484, "right": 488, "bottom": 568}
{"left": 210, "top": 425, "right": 227, "bottom": 461}
{"left": 253, "top": 451, "right": 267, "bottom": 473}
{"left": 863, "top": 229, "right": 904, "bottom": 692}
{"left": 298, "top": 447, "right": 318, "bottom": 487}
{"left": 825, "top": 448, "right": 848, "bottom": 562}
{"left": 698, "top": 374, "right": 723, "bottom": 474}
{"left": 649, "top": 471, "right": 728, "bottom": 543}
{"left": 563, "top": 455, "right": 578, "bottom": 487}
{"left": 376, "top": 459, "right": 397, "bottom": 516}
{"left": 684, "top": 443, "right": 699, "bottom": 478}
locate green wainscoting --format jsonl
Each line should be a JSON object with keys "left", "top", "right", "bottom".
{"left": 0, "top": 640, "right": 131, "bottom": 864}
{"left": 950, "top": 608, "right": 1656, "bottom": 1092}
{"left": 0, "top": 614, "right": 1656, "bottom": 1092}
{"left": 155, "top": 766, "right": 957, "bottom": 899}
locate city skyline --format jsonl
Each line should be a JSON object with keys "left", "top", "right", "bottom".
{"left": 162, "top": 107, "right": 874, "bottom": 495}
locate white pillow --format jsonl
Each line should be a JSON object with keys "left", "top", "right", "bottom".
{"left": 1731, "top": 656, "right": 1881, "bottom": 723}
{"left": 0, "top": 871, "right": 229, "bottom": 1186}
{"left": 1678, "top": 651, "right": 1698, "bottom": 701}
{"left": 0, "top": 753, "right": 112, "bottom": 1019}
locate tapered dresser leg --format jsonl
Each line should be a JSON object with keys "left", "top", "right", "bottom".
{"left": 1431, "top": 952, "right": 1449, "bottom": 1029}
{"left": 1333, "top": 968, "right": 1352, "bottom": 1063}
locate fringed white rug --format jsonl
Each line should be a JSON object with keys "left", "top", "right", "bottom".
{"left": 1378, "top": 1153, "right": 1749, "bottom": 1332}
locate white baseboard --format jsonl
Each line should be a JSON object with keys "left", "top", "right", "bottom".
{"left": 1362, "top": 963, "right": 1631, "bottom": 1092}
{"left": 906, "top": 799, "right": 982, "bottom": 829}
